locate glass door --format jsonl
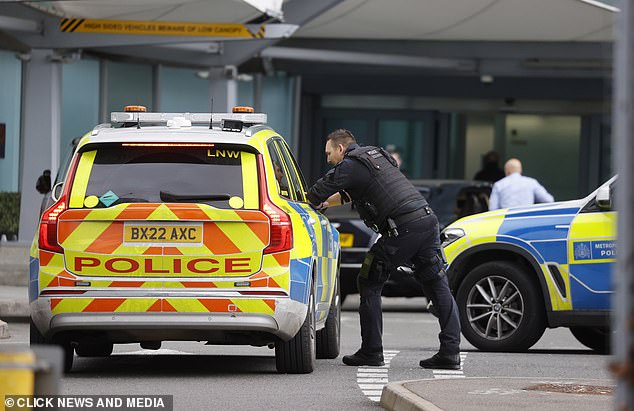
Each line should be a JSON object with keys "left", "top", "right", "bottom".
{"left": 320, "top": 109, "right": 439, "bottom": 179}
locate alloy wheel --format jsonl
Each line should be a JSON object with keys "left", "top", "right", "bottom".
{"left": 466, "top": 275, "right": 524, "bottom": 340}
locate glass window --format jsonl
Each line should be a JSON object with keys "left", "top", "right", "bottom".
{"left": 70, "top": 144, "right": 256, "bottom": 209}
{"left": 275, "top": 139, "right": 307, "bottom": 202}
{"left": 61, "top": 59, "right": 99, "bottom": 164}
{"left": 267, "top": 141, "right": 293, "bottom": 199}
{"left": 377, "top": 120, "right": 425, "bottom": 178}
{"left": 55, "top": 138, "right": 79, "bottom": 185}
{"left": 107, "top": 62, "right": 153, "bottom": 113}
{"left": 505, "top": 114, "right": 581, "bottom": 201}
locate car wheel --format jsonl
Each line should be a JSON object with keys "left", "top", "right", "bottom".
{"left": 75, "top": 341, "right": 114, "bottom": 357}
{"left": 275, "top": 289, "right": 316, "bottom": 373}
{"left": 31, "top": 318, "right": 74, "bottom": 372}
{"left": 457, "top": 261, "right": 546, "bottom": 352}
{"left": 570, "top": 327, "right": 611, "bottom": 354}
{"left": 317, "top": 279, "right": 341, "bottom": 359}
{"left": 30, "top": 317, "right": 48, "bottom": 345}
{"left": 61, "top": 341, "right": 75, "bottom": 373}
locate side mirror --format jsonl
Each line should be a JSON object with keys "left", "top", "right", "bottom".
{"left": 596, "top": 185, "right": 611, "bottom": 210}
{"left": 51, "top": 182, "right": 64, "bottom": 202}
{"left": 36, "top": 170, "right": 52, "bottom": 194}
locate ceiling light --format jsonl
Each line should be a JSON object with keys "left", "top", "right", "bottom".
{"left": 480, "top": 75, "right": 494, "bottom": 83}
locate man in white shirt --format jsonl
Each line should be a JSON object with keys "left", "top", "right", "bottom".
{"left": 489, "top": 158, "right": 554, "bottom": 210}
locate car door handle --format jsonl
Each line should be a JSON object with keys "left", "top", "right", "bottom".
{"left": 320, "top": 220, "right": 328, "bottom": 226}
{"left": 308, "top": 217, "right": 316, "bottom": 225}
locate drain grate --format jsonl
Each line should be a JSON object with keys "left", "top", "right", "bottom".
{"left": 525, "top": 383, "right": 613, "bottom": 396}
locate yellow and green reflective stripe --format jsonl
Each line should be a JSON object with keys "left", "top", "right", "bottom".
{"left": 69, "top": 150, "right": 97, "bottom": 208}
{"left": 241, "top": 152, "right": 259, "bottom": 209}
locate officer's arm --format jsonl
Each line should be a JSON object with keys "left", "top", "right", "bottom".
{"left": 306, "top": 161, "right": 353, "bottom": 207}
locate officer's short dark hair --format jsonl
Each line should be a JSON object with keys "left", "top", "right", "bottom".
{"left": 327, "top": 129, "right": 356, "bottom": 148}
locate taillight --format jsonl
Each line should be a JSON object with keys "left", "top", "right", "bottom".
{"left": 257, "top": 155, "right": 293, "bottom": 254}
{"left": 39, "top": 196, "right": 67, "bottom": 253}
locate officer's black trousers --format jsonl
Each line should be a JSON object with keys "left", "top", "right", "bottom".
{"left": 357, "top": 214, "right": 461, "bottom": 356}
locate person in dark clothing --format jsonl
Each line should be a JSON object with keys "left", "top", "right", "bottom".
{"left": 306, "top": 129, "right": 461, "bottom": 369}
{"left": 474, "top": 150, "right": 505, "bottom": 183}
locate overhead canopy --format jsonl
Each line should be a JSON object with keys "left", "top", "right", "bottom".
{"left": 295, "top": 0, "right": 616, "bottom": 41}
{"left": 0, "top": 0, "right": 349, "bottom": 67}
{"left": 0, "top": 0, "right": 618, "bottom": 76}
{"left": 22, "top": 0, "right": 283, "bottom": 23}
{"left": 255, "top": 0, "right": 617, "bottom": 80}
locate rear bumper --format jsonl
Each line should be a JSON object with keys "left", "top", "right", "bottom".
{"left": 31, "top": 296, "right": 307, "bottom": 343}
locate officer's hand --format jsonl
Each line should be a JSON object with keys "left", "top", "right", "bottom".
{"left": 312, "top": 201, "right": 329, "bottom": 211}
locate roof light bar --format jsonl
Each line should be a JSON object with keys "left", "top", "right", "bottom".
{"left": 110, "top": 112, "right": 267, "bottom": 125}
{"left": 124, "top": 105, "right": 147, "bottom": 112}
{"left": 121, "top": 143, "right": 216, "bottom": 147}
{"left": 233, "top": 106, "right": 255, "bottom": 113}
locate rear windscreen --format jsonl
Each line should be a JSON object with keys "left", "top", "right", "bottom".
{"left": 68, "top": 144, "right": 258, "bottom": 210}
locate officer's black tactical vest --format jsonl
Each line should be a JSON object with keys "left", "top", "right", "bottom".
{"left": 347, "top": 146, "right": 427, "bottom": 230}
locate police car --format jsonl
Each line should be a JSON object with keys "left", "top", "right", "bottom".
{"left": 442, "top": 176, "right": 615, "bottom": 353}
{"left": 30, "top": 106, "right": 341, "bottom": 373}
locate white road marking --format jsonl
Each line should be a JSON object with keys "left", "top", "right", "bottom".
{"left": 361, "top": 390, "right": 384, "bottom": 396}
{"left": 357, "top": 368, "right": 388, "bottom": 373}
{"left": 433, "top": 374, "right": 466, "bottom": 379}
{"left": 357, "top": 378, "right": 389, "bottom": 383}
{"left": 356, "top": 350, "right": 399, "bottom": 403}
{"left": 432, "top": 352, "right": 467, "bottom": 379}
{"left": 358, "top": 384, "right": 386, "bottom": 390}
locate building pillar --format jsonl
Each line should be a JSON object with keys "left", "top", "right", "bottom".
{"left": 152, "top": 64, "right": 161, "bottom": 112}
{"left": 18, "top": 49, "right": 61, "bottom": 242}
{"left": 208, "top": 66, "right": 237, "bottom": 113}
{"left": 614, "top": 0, "right": 634, "bottom": 408}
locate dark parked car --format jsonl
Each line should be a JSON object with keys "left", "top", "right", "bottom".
{"left": 326, "top": 179, "right": 491, "bottom": 301}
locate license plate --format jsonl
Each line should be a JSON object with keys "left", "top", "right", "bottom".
{"left": 124, "top": 223, "right": 202, "bottom": 244}
{"left": 339, "top": 233, "right": 354, "bottom": 248}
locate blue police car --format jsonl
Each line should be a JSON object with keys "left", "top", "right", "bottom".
{"left": 442, "top": 176, "right": 616, "bottom": 353}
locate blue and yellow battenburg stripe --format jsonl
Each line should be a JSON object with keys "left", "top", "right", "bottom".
{"left": 445, "top": 203, "right": 615, "bottom": 312}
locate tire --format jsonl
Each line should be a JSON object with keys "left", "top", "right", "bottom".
{"left": 570, "top": 327, "right": 611, "bottom": 354}
{"left": 317, "top": 279, "right": 341, "bottom": 359}
{"left": 456, "top": 261, "right": 546, "bottom": 352}
{"left": 60, "top": 341, "right": 75, "bottom": 373}
{"left": 340, "top": 292, "right": 348, "bottom": 305}
{"left": 76, "top": 341, "right": 114, "bottom": 357}
{"left": 30, "top": 317, "right": 47, "bottom": 345}
{"left": 31, "top": 318, "right": 74, "bottom": 372}
{"left": 275, "top": 290, "right": 316, "bottom": 374}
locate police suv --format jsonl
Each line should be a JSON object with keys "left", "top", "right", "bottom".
{"left": 442, "top": 176, "right": 615, "bottom": 353}
{"left": 30, "top": 106, "right": 341, "bottom": 373}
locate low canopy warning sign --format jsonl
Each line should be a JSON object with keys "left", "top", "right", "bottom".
{"left": 60, "top": 19, "right": 266, "bottom": 38}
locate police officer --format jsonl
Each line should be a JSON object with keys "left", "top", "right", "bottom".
{"left": 307, "top": 129, "right": 461, "bottom": 369}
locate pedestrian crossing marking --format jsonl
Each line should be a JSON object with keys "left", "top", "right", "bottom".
{"left": 356, "top": 350, "right": 399, "bottom": 402}
{"left": 433, "top": 352, "right": 466, "bottom": 378}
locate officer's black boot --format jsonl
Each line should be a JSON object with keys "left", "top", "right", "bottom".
{"left": 419, "top": 352, "right": 460, "bottom": 370}
{"left": 342, "top": 350, "right": 385, "bottom": 366}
